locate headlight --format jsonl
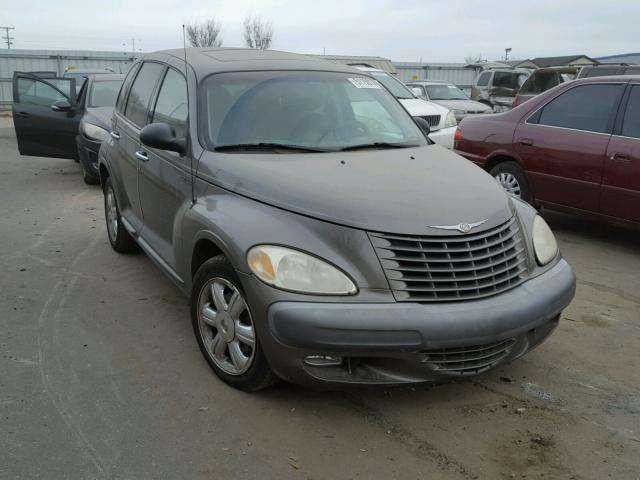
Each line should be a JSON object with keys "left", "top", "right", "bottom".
{"left": 532, "top": 216, "right": 558, "bottom": 265}
{"left": 247, "top": 245, "right": 357, "bottom": 295}
{"left": 444, "top": 110, "right": 457, "bottom": 128}
{"left": 81, "top": 122, "right": 109, "bottom": 142}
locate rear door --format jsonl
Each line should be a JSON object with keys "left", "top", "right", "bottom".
{"left": 110, "top": 61, "right": 164, "bottom": 233}
{"left": 514, "top": 83, "right": 625, "bottom": 213}
{"left": 138, "top": 66, "right": 190, "bottom": 274}
{"left": 602, "top": 83, "right": 640, "bottom": 223}
{"left": 12, "top": 73, "right": 80, "bottom": 159}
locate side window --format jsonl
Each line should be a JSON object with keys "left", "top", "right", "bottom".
{"left": 16, "top": 78, "right": 71, "bottom": 106}
{"left": 116, "top": 63, "right": 140, "bottom": 113}
{"left": 583, "top": 67, "right": 619, "bottom": 78}
{"left": 621, "top": 86, "right": 640, "bottom": 139}
{"left": 476, "top": 72, "right": 491, "bottom": 87}
{"left": 536, "top": 84, "right": 623, "bottom": 133}
{"left": 152, "top": 69, "right": 188, "bottom": 138}
{"left": 124, "top": 62, "right": 164, "bottom": 127}
{"left": 624, "top": 67, "right": 640, "bottom": 76}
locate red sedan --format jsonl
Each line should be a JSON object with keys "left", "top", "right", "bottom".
{"left": 454, "top": 76, "right": 640, "bottom": 229}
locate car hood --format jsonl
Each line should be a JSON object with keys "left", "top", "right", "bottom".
{"left": 197, "top": 145, "right": 513, "bottom": 235}
{"left": 433, "top": 99, "right": 492, "bottom": 113}
{"left": 83, "top": 106, "right": 114, "bottom": 129}
{"left": 398, "top": 98, "right": 449, "bottom": 117}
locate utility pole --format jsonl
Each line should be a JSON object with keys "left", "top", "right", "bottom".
{"left": 504, "top": 47, "right": 512, "bottom": 62}
{"left": 1, "top": 26, "right": 15, "bottom": 49}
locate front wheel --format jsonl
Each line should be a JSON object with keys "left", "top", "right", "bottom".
{"left": 191, "top": 255, "right": 275, "bottom": 391}
{"left": 103, "top": 176, "right": 137, "bottom": 253}
{"left": 490, "top": 161, "right": 532, "bottom": 203}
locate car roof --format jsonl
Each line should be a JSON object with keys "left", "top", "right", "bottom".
{"left": 90, "top": 73, "right": 125, "bottom": 81}
{"left": 152, "top": 48, "right": 364, "bottom": 79}
{"left": 407, "top": 80, "right": 451, "bottom": 85}
{"left": 66, "top": 68, "right": 115, "bottom": 74}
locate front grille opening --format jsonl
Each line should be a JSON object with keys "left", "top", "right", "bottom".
{"left": 421, "top": 338, "right": 516, "bottom": 375}
{"left": 369, "top": 217, "right": 529, "bottom": 302}
{"left": 418, "top": 115, "right": 441, "bottom": 128}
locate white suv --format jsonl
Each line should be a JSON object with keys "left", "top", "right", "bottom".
{"left": 355, "top": 66, "right": 457, "bottom": 148}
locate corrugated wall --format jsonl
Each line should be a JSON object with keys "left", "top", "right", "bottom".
{"left": 394, "top": 62, "right": 479, "bottom": 89}
{"left": 0, "top": 49, "right": 139, "bottom": 105}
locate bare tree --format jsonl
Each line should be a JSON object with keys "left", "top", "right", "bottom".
{"left": 185, "top": 19, "right": 223, "bottom": 48}
{"left": 243, "top": 15, "right": 273, "bottom": 50}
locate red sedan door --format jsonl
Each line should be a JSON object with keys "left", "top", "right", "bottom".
{"left": 514, "top": 83, "right": 625, "bottom": 214}
{"left": 602, "top": 84, "right": 640, "bottom": 224}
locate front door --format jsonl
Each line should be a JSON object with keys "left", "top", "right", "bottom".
{"left": 138, "top": 67, "right": 191, "bottom": 275}
{"left": 601, "top": 84, "right": 640, "bottom": 223}
{"left": 514, "top": 83, "right": 625, "bottom": 214}
{"left": 12, "top": 73, "right": 80, "bottom": 159}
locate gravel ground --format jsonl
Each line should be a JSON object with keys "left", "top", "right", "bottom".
{"left": 1, "top": 116, "right": 639, "bottom": 479}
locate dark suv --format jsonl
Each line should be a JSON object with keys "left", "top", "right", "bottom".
{"left": 98, "top": 48, "right": 575, "bottom": 391}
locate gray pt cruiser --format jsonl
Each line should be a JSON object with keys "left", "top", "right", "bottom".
{"left": 99, "top": 48, "right": 576, "bottom": 391}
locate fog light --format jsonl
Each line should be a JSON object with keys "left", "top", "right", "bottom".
{"left": 303, "top": 355, "right": 343, "bottom": 367}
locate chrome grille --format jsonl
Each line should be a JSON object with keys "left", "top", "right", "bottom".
{"left": 369, "top": 217, "right": 528, "bottom": 302}
{"left": 422, "top": 338, "right": 516, "bottom": 375}
{"left": 418, "top": 115, "right": 441, "bottom": 127}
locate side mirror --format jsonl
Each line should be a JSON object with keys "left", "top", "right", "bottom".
{"left": 414, "top": 117, "right": 431, "bottom": 137}
{"left": 140, "top": 123, "right": 186, "bottom": 155}
{"left": 410, "top": 87, "right": 424, "bottom": 98}
{"left": 51, "top": 100, "right": 74, "bottom": 112}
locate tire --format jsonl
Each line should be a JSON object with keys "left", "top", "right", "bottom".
{"left": 489, "top": 161, "right": 532, "bottom": 204}
{"left": 103, "top": 176, "right": 137, "bottom": 253}
{"left": 191, "top": 255, "right": 275, "bottom": 391}
{"left": 82, "top": 162, "right": 100, "bottom": 185}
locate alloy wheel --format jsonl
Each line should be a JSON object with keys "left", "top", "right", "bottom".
{"left": 197, "top": 277, "right": 256, "bottom": 375}
{"left": 105, "top": 187, "right": 119, "bottom": 240}
{"left": 495, "top": 172, "right": 522, "bottom": 197}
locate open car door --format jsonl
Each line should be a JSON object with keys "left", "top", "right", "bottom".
{"left": 12, "top": 72, "right": 81, "bottom": 159}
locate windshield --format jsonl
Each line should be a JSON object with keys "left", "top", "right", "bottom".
{"left": 367, "top": 70, "right": 415, "bottom": 99}
{"left": 89, "top": 80, "right": 122, "bottom": 107}
{"left": 201, "top": 71, "right": 427, "bottom": 152}
{"left": 425, "top": 84, "right": 468, "bottom": 100}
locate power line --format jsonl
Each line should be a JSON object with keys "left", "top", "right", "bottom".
{"left": 1, "top": 26, "right": 15, "bottom": 49}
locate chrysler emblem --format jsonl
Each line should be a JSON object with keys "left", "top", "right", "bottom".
{"left": 428, "top": 219, "right": 489, "bottom": 233}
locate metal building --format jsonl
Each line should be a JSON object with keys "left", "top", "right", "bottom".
{"left": 0, "top": 49, "right": 138, "bottom": 105}
{"left": 596, "top": 53, "right": 640, "bottom": 64}
{"left": 394, "top": 62, "right": 477, "bottom": 90}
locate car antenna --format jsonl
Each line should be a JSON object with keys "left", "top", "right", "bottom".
{"left": 182, "top": 24, "right": 195, "bottom": 204}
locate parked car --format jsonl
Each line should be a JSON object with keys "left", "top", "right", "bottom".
{"left": 12, "top": 72, "right": 124, "bottom": 184}
{"left": 354, "top": 66, "right": 457, "bottom": 148}
{"left": 406, "top": 80, "right": 492, "bottom": 121}
{"left": 513, "top": 67, "right": 579, "bottom": 107}
{"left": 578, "top": 64, "right": 640, "bottom": 79}
{"left": 64, "top": 67, "right": 116, "bottom": 93}
{"left": 470, "top": 69, "right": 530, "bottom": 112}
{"left": 455, "top": 75, "right": 640, "bottom": 228}
{"left": 97, "top": 48, "right": 574, "bottom": 391}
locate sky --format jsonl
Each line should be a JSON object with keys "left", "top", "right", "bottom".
{"left": 2, "top": 0, "right": 639, "bottom": 62}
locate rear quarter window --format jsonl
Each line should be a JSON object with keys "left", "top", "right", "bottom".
{"left": 475, "top": 72, "right": 491, "bottom": 87}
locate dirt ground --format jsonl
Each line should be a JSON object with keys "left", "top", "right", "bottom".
{"left": 1, "top": 116, "right": 638, "bottom": 479}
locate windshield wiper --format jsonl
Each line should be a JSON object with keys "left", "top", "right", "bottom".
{"left": 214, "top": 142, "right": 329, "bottom": 153}
{"left": 340, "top": 142, "right": 419, "bottom": 151}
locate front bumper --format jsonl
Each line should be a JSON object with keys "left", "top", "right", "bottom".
{"left": 428, "top": 126, "right": 456, "bottom": 149}
{"left": 257, "top": 259, "right": 575, "bottom": 386}
{"left": 76, "top": 134, "right": 101, "bottom": 178}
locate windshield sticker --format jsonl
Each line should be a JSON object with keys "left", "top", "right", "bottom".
{"left": 348, "top": 77, "right": 382, "bottom": 89}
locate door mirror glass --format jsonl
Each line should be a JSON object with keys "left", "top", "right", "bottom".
{"left": 414, "top": 117, "right": 431, "bottom": 137}
{"left": 51, "top": 99, "right": 74, "bottom": 112}
{"left": 140, "top": 122, "right": 186, "bottom": 155}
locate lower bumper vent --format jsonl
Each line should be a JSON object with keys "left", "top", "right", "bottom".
{"left": 421, "top": 338, "right": 516, "bottom": 375}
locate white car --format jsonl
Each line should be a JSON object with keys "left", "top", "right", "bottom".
{"left": 355, "top": 66, "right": 457, "bottom": 148}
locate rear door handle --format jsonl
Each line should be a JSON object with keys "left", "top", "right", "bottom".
{"left": 110, "top": 131, "right": 120, "bottom": 140}
{"left": 135, "top": 150, "right": 149, "bottom": 162}
{"left": 519, "top": 138, "right": 534, "bottom": 146}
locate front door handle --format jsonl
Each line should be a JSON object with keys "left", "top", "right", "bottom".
{"left": 135, "top": 150, "right": 149, "bottom": 162}
{"left": 519, "top": 138, "right": 534, "bottom": 146}
{"left": 14, "top": 111, "right": 30, "bottom": 118}
{"left": 610, "top": 152, "right": 630, "bottom": 162}
{"left": 110, "top": 131, "right": 120, "bottom": 140}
